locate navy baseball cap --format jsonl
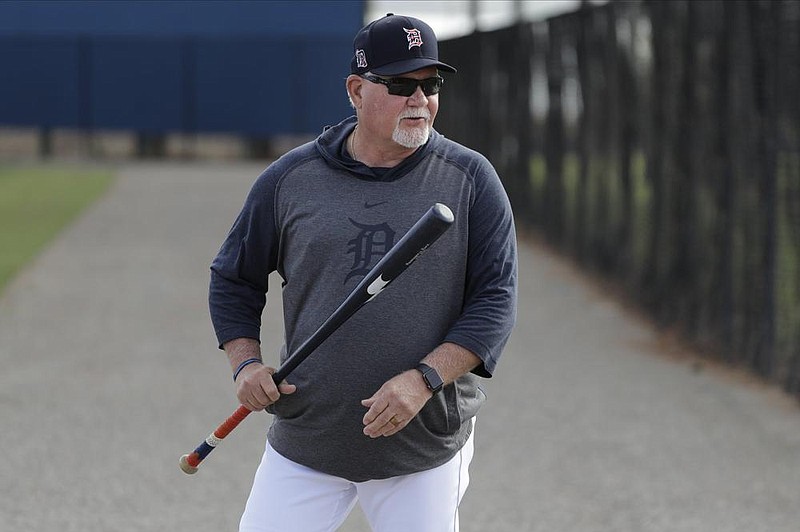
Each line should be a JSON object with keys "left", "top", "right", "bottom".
{"left": 350, "top": 13, "right": 457, "bottom": 76}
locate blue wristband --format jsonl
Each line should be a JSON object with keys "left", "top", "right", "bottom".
{"left": 233, "top": 357, "right": 263, "bottom": 382}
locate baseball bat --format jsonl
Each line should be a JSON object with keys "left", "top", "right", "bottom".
{"left": 180, "top": 203, "right": 455, "bottom": 474}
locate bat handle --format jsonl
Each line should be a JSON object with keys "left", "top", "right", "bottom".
{"left": 179, "top": 404, "right": 251, "bottom": 474}
{"left": 180, "top": 367, "right": 288, "bottom": 474}
{"left": 271, "top": 363, "right": 292, "bottom": 385}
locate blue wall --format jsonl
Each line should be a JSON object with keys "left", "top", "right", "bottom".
{"left": 0, "top": 1, "right": 364, "bottom": 135}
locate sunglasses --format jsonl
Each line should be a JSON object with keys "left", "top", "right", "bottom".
{"left": 360, "top": 74, "right": 444, "bottom": 97}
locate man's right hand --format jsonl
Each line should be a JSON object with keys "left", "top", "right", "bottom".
{"left": 235, "top": 363, "right": 296, "bottom": 411}
{"left": 225, "top": 337, "right": 297, "bottom": 411}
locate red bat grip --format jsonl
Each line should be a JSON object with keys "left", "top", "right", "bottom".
{"left": 216, "top": 404, "right": 251, "bottom": 438}
{"left": 179, "top": 405, "right": 252, "bottom": 474}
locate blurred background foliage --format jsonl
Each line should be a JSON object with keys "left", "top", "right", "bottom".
{"left": 437, "top": 0, "right": 800, "bottom": 398}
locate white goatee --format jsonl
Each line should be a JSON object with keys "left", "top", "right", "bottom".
{"left": 392, "top": 111, "right": 431, "bottom": 149}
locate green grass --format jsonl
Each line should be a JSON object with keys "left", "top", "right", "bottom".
{"left": 0, "top": 166, "right": 115, "bottom": 294}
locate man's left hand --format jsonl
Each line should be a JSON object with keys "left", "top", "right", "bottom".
{"left": 361, "top": 369, "right": 433, "bottom": 438}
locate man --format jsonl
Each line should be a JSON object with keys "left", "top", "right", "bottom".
{"left": 209, "top": 13, "right": 517, "bottom": 532}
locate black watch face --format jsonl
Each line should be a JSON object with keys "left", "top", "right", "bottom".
{"left": 425, "top": 368, "right": 444, "bottom": 391}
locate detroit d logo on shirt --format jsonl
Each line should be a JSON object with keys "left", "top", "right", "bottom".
{"left": 404, "top": 27, "right": 423, "bottom": 49}
{"left": 345, "top": 219, "right": 396, "bottom": 283}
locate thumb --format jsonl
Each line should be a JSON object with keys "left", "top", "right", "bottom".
{"left": 278, "top": 382, "right": 297, "bottom": 394}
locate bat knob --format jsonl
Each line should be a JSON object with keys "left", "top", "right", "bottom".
{"left": 179, "top": 454, "right": 199, "bottom": 475}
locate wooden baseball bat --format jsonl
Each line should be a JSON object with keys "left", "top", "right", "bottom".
{"left": 180, "top": 203, "right": 455, "bottom": 474}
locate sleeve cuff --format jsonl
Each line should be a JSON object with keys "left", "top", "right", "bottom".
{"left": 216, "top": 327, "right": 261, "bottom": 350}
{"left": 443, "top": 334, "right": 495, "bottom": 378}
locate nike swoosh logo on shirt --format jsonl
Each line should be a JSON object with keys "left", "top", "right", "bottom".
{"left": 364, "top": 201, "right": 388, "bottom": 209}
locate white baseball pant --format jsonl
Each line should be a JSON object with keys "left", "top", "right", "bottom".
{"left": 239, "top": 424, "right": 475, "bottom": 532}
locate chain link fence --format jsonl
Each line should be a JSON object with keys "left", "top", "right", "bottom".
{"left": 438, "top": 0, "right": 800, "bottom": 398}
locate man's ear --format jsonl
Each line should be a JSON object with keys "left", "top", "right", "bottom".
{"left": 346, "top": 75, "right": 363, "bottom": 109}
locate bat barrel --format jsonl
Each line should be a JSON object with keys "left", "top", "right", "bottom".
{"left": 272, "top": 203, "right": 454, "bottom": 383}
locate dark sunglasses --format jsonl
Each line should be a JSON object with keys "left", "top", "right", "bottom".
{"left": 360, "top": 74, "right": 444, "bottom": 97}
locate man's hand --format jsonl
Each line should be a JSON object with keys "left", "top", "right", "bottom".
{"left": 361, "top": 369, "right": 432, "bottom": 438}
{"left": 360, "top": 343, "right": 481, "bottom": 438}
{"left": 235, "top": 363, "right": 296, "bottom": 411}
{"left": 225, "top": 338, "right": 296, "bottom": 411}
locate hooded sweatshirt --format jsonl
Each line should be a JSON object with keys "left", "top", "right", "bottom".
{"left": 209, "top": 116, "right": 517, "bottom": 482}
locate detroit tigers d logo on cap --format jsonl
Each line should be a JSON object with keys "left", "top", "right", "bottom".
{"left": 404, "top": 27, "right": 423, "bottom": 49}
{"left": 355, "top": 49, "right": 368, "bottom": 69}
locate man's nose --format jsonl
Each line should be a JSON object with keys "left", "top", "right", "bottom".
{"left": 407, "top": 85, "right": 428, "bottom": 105}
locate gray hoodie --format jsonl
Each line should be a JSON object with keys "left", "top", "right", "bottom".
{"left": 209, "top": 116, "right": 517, "bottom": 482}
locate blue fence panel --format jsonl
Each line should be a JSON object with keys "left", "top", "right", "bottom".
{"left": 193, "top": 38, "right": 295, "bottom": 135}
{"left": 298, "top": 38, "right": 356, "bottom": 132}
{"left": 90, "top": 37, "right": 184, "bottom": 132}
{"left": 0, "top": 37, "right": 81, "bottom": 127}
{"left": 193, "top": 37, "right": 353, "bottom": 135}
{"left": 0, "top": 1, "right": 364, "bottom": 136}
{"left": 0, "top": 1, "right": 363, "bottom": 38}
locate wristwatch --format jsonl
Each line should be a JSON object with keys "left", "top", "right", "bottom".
{"left": 416, "top": 363, "right": 444, "bottom": 395}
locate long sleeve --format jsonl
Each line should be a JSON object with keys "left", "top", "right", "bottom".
{"left": 209, "top": 168, "right": 280, "bottom": 348}
{"left": 443, "top": 159, "right": 518, "bottom": 377}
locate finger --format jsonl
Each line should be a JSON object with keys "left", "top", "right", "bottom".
{"left": 383, "top": 415, "right": 405, "bottom": 434}
{"left": 364, "top": 410, "right": 402, "bottom": 438}
{"left": 361, "top": 396, "right": 390, "bottom": 424}
{"left": 247, "top": 366, "right": 285, "bottom": 403}
{"left": 237, "top": 380, "right": 266, "bottom": 410}
{"left": 242, "top": 392, "right": 265, "bottom": 411}
{"left": 260, "top": 379, "right": 281, "bottom": 403}
{"left": 248, "top": 384, "right": 272, "bottom": 410}
{"left": 246, "top": 399, "right": 264, "bottom": 412}
{"left": 241, "top": 402, "right": 259, "bottom": 413}
{"left": 363, "top": 411, "right": 391, "bottom": 437}
{"left": 364, "top": 421, "right": 387, "bottom": 438}
{"left": 366, "top": 416, "right": 407, "bottom": 438}
{"left": 381, "top": 419, "right": 406, "bottom": 437}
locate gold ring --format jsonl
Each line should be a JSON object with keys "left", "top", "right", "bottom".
{"left": 389, "top": 416, "right": 400, "bottom": 426}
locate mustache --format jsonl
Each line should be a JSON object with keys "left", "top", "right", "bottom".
{"left": 398, "top": 110, "right": 431, "bottom": 120}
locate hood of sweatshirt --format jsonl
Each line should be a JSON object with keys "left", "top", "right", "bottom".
{"left": 315, "top": 115, "right": 442, "bottom": 182}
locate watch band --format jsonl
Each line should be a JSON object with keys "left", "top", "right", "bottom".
{"left": 416, "top": 363, "right": 444, "bottom": 394}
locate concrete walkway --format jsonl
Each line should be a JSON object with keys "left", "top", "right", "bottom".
{"left": 1, "top": 163, "right": 798, "bottom": 531}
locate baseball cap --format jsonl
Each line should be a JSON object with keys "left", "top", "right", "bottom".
{"left": 350, "top": 13, "right": 457, "bottom": 76}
